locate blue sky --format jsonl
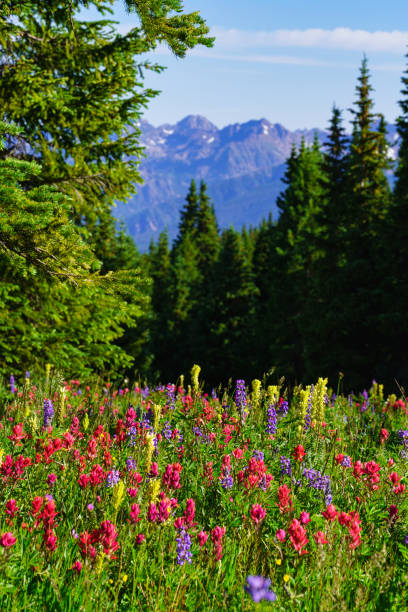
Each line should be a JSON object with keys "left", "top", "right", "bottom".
{"left": 79, "top": 0, "right": 408, "bottom": 130}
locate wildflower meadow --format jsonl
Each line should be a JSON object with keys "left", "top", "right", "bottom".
{"left": 0, "top": 367, "right": 407, "bottom": 611}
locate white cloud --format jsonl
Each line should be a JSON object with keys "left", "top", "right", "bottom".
{"left": 211, "top": 26, "right": 408, "bottom": 54}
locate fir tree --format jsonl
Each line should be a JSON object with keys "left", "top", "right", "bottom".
{"left": 337, "top": 58, "right": 392, "bottom": 387}
{"left": 385, "top": 52, "right": 408, "bottom": 382}
{"left": 205, "top": 228, "right": 259, "bottom": 385}
{"left": 273, "top": 138, "right": 327, "bottom": 380}
{"left": 195, "top": 180, "right": 220, "bottom": 274}
{"left": 172, "top": 179, "right": 199, "bottom": 253}
{"left": 0, "top": 1, "right": 213, "bottom": 378}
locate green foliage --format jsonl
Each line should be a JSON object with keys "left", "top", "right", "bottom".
{"left": 0, "top": 374, "right": 407, "bottom": 610}
{"left": 0, "top": 0, "right": 212, "bottom": 381}
{"left": 0, "top": 121, "right": 95, "bottom": 283}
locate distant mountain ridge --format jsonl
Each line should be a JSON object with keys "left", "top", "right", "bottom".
{"left": 114, "top": 115, "right": 398, "bottom": 252}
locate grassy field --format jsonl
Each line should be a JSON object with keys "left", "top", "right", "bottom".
{"left": 0, "top": 368, "right": 407, "bottom": 611}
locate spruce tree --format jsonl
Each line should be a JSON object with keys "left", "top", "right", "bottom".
{"left": 273, "top": 138, "right": 327, "bottom": 381}
{"left": 0, "top": 1, "right": 213, "bottom": 378}
{"left": 205, "top": 228, "right": 259, "bottom": 386}
{"left": 172, "top": 179, "right": 199, "bottom": 254}
{"left": 338, "top": 58, "right": 392, "bottom": 387}
{"left": 303, "top": 107, "right": 350, "bottom": 381}
{"left": 195, "top": 180, "right": 221, "bottom": 274}
{"left": 385, "top": 52, "right": 408, "bottom": 383}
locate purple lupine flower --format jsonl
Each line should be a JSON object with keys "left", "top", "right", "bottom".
{"left": 258, "top": 475, "right": 267, "bottom": 491}
{"left": 244, "top": 576, "right": 277, "bottom": 603}
{"left": 234, "top": 379, "right": 248, "bottom": 423}
{"left": 166, "top": 383, "right": 176, "bottom": 409}
{"left": 404, "top": 534, "right": 408, "bottom": 545}
{"left": 9, "top": 375, "right": 15, "bottom": 394}
{"left": 127, "top": 425, "right": 137, "bottom": 446}
{"left": 280, "top": 456, "right": 292, "bottom": 476}
{"left": 43, "top": 399, "right": 54, "bottom": 428}
{"left": 162, "top": 421, "right": 172, "bottom": 441}
{"left": 266, "top": 404, "right": 277, "bottom": 435}
{"left": 221, "top": 475, "right": 234, "bottom": 490}
{"left": 277, "top": 399, "right": 289, "bottom": 417}
{"left": 303, "top": 468, "right": 332, "bottom": 504}
{"left": 304, "top": 390, "right": 312, "bottom": 433}
{"left": 192, "top": 426, "right": 203, "bottom": 438}
{"left": 211, "top": 388, "right": 218, "bottom": 399}
{"left": 141, "top": 386, "right": 150, "bottom": 398}
{"left": 341, "top": 456, "right": 352, "bottom": 468}
{"left": 126, "top": 458, "right": 137, "bottom": 472}
{"left": 176, "top": 529, "right": 192, "bottom": 566}
{"left": 106, "top": 470, "right": 120, "bottom": 488}
{"left": 25, "top": 371, "right": 30, "bottom": 380}
{"left": 252, "top": 450, "right": 264, "bottom": 462}
{"left": 360, "top": 402, "right": 368, "bottom": 413}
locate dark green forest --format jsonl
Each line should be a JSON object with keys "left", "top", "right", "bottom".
{"left": 1, "top": 2, "right": 408, "bottom": 393}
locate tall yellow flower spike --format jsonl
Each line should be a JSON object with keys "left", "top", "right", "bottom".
{"left": 145, "top": 432, "right": 155, "bottom": 473}
{"left": 298, "top": 386, "right": 311, "bottom": 427}
{"left": 251, "top": 379, "right": 262, "bottom": 409}
{"left": 148, "top": 478, "right": 161, "bottom": 505}
{"left": 267, "top": 385, "right": 280, "bottom": 405}
{"left": 312, "top": 378, "right": 328, "bottom": 425}
{"left": 113, "top": 480, "right": 125, "bottom": 511}
{"left": 58, "top": 387, "right": 66, "bottom": 423}
{"left": 191, "top": 364, "right": 201, "bottom": 394}
{"left": 153, "top": 404, "right": 162, "bottom": 432}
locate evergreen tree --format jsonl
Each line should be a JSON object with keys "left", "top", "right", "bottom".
{"left": 172, "top": 179, "right": 199, "bottom": 254}
{"left": 0, "top": 1, "right": 213, "bottom": 378}
{"left": 145, "top": 230, "right": 176, "bottom": 381}
{"left": 385, "top": 52, "right": 408, "bottom": 382}
{"left": 195, "top": 180, "right": 221, "bottom": 274}
{"left": 0, "top": 121, "right": 150, "bottom": 377}
{"left": 273, "top": 138, "right": 327, "bottom": 381}
{"left": 337, "top": 58, "right": 392, "bottom": 387}
{"left": 205, "top": 228, "right": 259, "bottom": 386}
{"left": 302, "top": 107, "right": 350, "bottom": 381}
{"left": 347, "top": 58, "right": 392, "bottom": 233}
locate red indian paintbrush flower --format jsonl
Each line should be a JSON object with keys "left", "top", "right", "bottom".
{"left": 292, "top": 445, "right": 306, "bottom": 462}
{"left": 0, "top": 532, "right": 16, "bottom": 548}
{"left": 250, "top": 504, "right": 266, "bottom": 525}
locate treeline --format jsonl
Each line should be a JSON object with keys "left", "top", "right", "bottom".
{"left": 2, "top": 1, "right": 408, "bottom": 393}
{"left": 134, "top": 58, "right": 408, "bottom": 391}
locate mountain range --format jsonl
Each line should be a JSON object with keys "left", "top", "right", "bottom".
{"left": 114, "top": 115, "right": 398, "bottom": 252}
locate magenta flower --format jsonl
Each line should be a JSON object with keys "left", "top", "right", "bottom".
{"left": 276, "top": 529, "right": 286, "bottom": 541}
{"left": 47, "top": 473, "right": 57, "bottom": 486}
{"left": 250, "top": 504, "right": 266, "bottom": 525}
{"left": 300, "top": 512, "right": 310, "bottom": 524}
{"left": 0, "top": 532, "right": 16, "bottom": 548}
